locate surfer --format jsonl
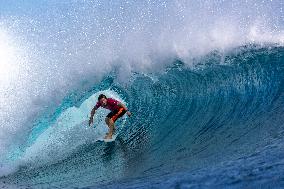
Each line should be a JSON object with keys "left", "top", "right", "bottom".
{"left": 88, "top": 94, "right": 131, "bottom": 139}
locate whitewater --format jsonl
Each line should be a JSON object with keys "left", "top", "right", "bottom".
{"left": 0, "top": 1, "right": 284, "bottom": 188}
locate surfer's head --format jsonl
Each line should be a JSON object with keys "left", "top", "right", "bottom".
{"left": 98, "top": 94, "right": 107, "bottom": 106}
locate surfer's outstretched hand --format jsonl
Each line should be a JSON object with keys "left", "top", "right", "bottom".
{"left": 127, "top": 111, "right": 132, "bottom": 117}
{"left": 88, "top": 117, "right": 93, "bottom": 126}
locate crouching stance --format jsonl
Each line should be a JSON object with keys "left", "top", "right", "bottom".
{"left": 89, "top": 94, "right": 131, "bottom": 139}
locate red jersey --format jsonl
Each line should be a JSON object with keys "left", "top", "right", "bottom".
{"left": 95, "top": 98, "right": 121, "bottom": 111}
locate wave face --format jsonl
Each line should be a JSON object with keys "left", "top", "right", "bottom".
{"left": 0, "top": 46, "right": 283, "bottom": 188}
{"left": 0, "top": 0, "right": 284, "bottom": 188}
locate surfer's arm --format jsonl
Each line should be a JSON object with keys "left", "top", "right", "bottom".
{"left": 89, "top": 106, "right": 98, "bottom": 126}
{"left": 90, "top": 107, "right": 97, "bottom": 118}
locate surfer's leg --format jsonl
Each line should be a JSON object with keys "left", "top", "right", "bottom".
{"left": 104, "top": 108, "right": 125, "bottom": 139}
{"left": 105, "top": 117, "right": 115, "bottom": 139}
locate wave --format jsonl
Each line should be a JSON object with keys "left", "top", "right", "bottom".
{"left": 1, "top": 45, "right": 283, "bottom": 188}
{"left": 0, "top": 0, "right": 284, "bottom": 188}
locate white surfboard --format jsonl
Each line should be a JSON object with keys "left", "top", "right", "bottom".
{"left": 98, "top": 133, "right": 118, "bottom": 142}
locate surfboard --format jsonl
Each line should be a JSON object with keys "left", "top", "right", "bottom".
{"left": 98, "top": 133, "right": 118, "bottom": 142}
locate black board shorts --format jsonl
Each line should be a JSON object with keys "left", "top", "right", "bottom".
{"left": 107, "top": 108, "right": 127, "bottom": 122}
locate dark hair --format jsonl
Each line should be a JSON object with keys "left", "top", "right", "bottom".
{"left": 98, "top": 94, "right": 107, "bottom": 101}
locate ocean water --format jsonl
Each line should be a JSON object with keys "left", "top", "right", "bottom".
{"left": 0, "top": 1, "right": 284, "bottom": 188}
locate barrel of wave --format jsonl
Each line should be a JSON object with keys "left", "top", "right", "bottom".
{"left": 19, "top": 89, "right": 127, "bottom": 168}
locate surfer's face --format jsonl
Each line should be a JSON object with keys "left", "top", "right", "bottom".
{"left": 100, "top": 98, "right": 107, "bottom": 106}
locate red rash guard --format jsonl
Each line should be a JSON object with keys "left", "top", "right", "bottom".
{"left": 95, "top": 98, "right": 121, "bottom": 111}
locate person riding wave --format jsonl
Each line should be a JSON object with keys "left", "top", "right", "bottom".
{"left": 89, "top": 94, "right": 131, "bottom": 139}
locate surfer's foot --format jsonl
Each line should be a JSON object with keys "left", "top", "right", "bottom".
{"left": 104, "top": 134, "right": 112, "bottom": 139}
{"left": 106, "top": 129, "right": 116, "bottom": 135}
{"left": 106, "top": 127, "right": 116, "bottom": 136}
{"left": 106, "top": 131, "right": 116, "bottom": 135}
